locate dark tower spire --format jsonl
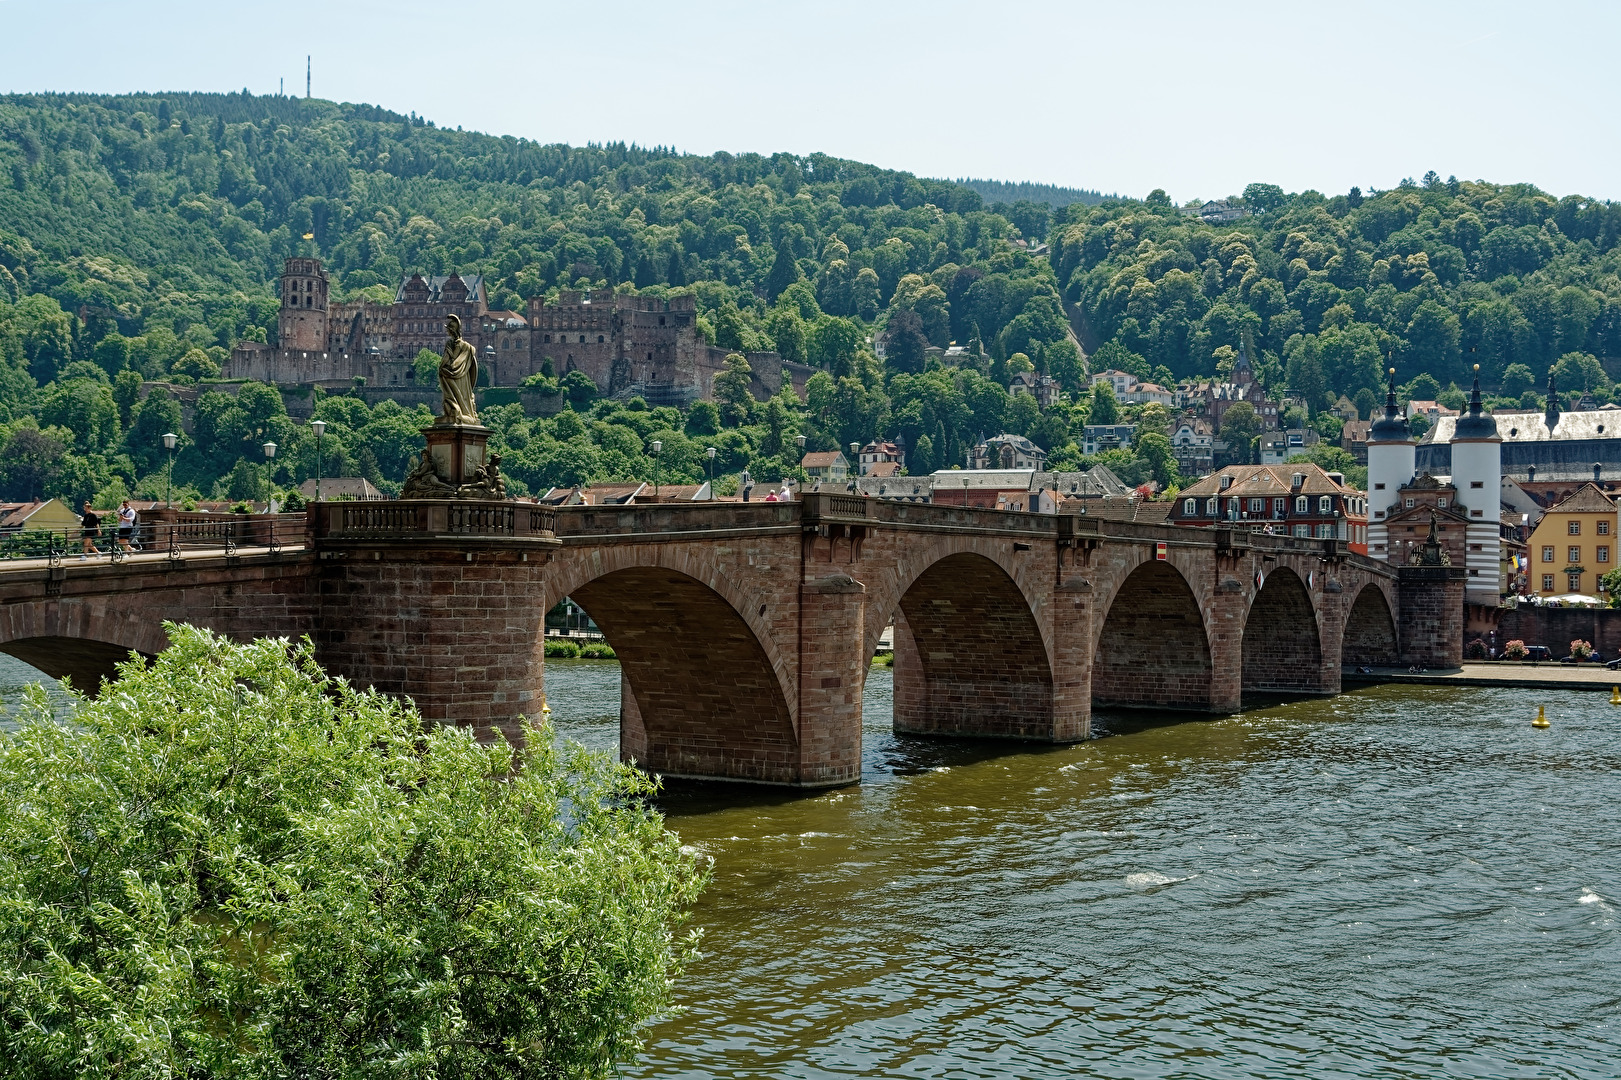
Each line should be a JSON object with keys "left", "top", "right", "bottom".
{"left": 1545, "top": 370, "right": 1560, "bottom": 432}
{"left": 1369, "top": 366, "right": 1411, "bottom": 443}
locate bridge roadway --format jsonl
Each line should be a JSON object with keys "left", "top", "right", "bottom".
{"left": 0, "top": 495, "right": 1463, "bottom": 787}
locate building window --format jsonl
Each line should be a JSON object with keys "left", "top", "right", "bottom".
{"left": 1569, "top": 573, "right": 1584, "bottom": 592}
{"left": 1205, "top": 498, "right": 1218, "bottom": 515}
{"left": 1438, "top": 497, "right": 1448, "bottom": 508}
{"left": 1600, "top": 547, "right": 1610, "bottom": 563}
{"left": 1248, "top": 498, "right": 1263, "bottom": 513}
{"left": 1601, "top": 521, "right": 1611, "bottom": 535}
{"left": 1569, "top": 546, "right": 1582, "bottom": 563}
{"left": 1569, "top": 521, "right": 1581, "bottom": 535}
{"left": 1543, "top": 574, "right": 1556, "bottom": 591}
{"left": 1405, "top": 498, "right": 1415, "bottom": 508}
{"left": 1471, "top": 480, "right": 1484, "bottom": 488}
{"left": 1295, "top": 496, "right": 1308, "bottom": 512}
{"left": 1184, "top": 498, "right": 1196, "bottom": 516}
{"left": 1374, "top": 482, "right": 1385, "bottom": 490}
{"left": 1319, "top": 496, "right": 1332, "bottom": 513}
{"left": 1543, "top": 546, "right": 1555, "bottom": 562}
{"left": 1293, "top": 524, "right": 1309, "bottom": 537}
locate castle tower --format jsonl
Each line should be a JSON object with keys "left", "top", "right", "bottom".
{"left": 1451, "top": 364, "right": 1503, "bottom": 604}
{"left": 278, "top": 257, "right": 329, "bottom": 352}
{"left": 1366, "top": 366, "right": 1415, "bottom": 562}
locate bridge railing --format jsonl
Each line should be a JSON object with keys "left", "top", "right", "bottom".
{"left": 0, "top": 513, "right": 309, "bottom": 564}
{"left": 551, "top": 500, "right": 797, "bottom": 536}
{"left": 313, "top": 500, "right": 557, "bottom": 541}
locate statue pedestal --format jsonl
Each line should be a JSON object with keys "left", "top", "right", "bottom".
{"left": 424, "top": 423, "right": 491, "bottom": 487}
{"left": 402, "top": 423, "right": 500, "bottom": 499}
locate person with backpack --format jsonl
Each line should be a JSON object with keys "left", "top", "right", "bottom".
{"left": 117, "top": 499, "right": 138, "bottom": 552}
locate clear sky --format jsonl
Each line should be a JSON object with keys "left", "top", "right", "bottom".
{"left": 3, "top": 0, "right": 1616, "bottom": 202}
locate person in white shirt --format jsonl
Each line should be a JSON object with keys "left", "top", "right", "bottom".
{"left": 117, "top": 500, "right": 138, "bottom": 552}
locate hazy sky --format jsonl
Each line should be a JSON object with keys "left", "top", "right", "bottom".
{"left": 3, "top": 0, "right": 1617, "bottom": 202}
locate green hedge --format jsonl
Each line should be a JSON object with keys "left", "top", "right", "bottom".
{"left": 544, "top": 640, "right": 617, "bottom": 660}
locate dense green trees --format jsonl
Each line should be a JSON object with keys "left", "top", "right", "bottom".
{"left": 2, "top": 91, "right": 1619, "bottom": 503}
{"left": 1053, "top": 178, "right": 1621, "bottom": 415}
{"left": 0, "top": 624, "right": 706, "bottom": 1077}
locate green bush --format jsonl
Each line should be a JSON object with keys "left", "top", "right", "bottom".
{"left": 545, "top": 638, "right": 581, "bottom": 658}
{"left": 578, "top": 643, "right": 617, "bottom": 660}
{"left": 0, "top": 624, "right": 706, "bottom": 1077}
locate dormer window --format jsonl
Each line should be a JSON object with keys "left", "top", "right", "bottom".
{"left": 1219, "top": 475, "right": 1232, "bottom": 490}
{"left": 1292, "top": 473, "right": 1305, "bottom": 488}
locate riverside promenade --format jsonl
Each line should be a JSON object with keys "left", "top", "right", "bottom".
{"left": 1346, "top": 663, "right": 1621, "bottom": 692}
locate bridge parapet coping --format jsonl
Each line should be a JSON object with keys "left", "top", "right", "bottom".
{"left": 312, "top": 500, "right": 558, "bottom": 547}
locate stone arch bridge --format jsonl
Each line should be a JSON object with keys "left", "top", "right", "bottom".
{"left": 0, "top": 496, "right": 1462, "bottom": 787}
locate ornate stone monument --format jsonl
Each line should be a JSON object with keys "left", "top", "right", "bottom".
{"left": 402, "top": 314, "right": 506, "bottom": 499}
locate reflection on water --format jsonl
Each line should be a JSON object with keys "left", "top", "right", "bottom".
{"left": 0, "top": 652, "right": 74, "bottom": 728}
{"left": 549, "top": 661, "right": 1621, "bottom": 1079}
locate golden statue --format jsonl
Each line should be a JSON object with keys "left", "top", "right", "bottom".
{"left": 437, "top": 313, "right": 479, "bottom": 425}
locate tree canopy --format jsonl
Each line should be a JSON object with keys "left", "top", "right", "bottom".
{"left": 0, "top": 624, "right": 706, "bottom": 1078}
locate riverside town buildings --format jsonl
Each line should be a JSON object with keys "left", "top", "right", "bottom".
{"left": 226, "top": 258, "right": 813, "bottom": 407}
{"left": 1521, "top": 483, "right": 1617, "bottom": 598}
{"left": 1172, "top": 462, "right": 1369, "bottom": 553}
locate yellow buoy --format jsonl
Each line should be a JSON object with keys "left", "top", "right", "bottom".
{"left": 1611, "top": 686, "right": 1620, "bottom": 706}
{"left": 1533, "top": 704, "right": 1550, "bottom": 729}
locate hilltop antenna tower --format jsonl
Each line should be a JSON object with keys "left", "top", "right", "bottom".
{"left": 306, "top": 56, "right": 310, "bottom": 99}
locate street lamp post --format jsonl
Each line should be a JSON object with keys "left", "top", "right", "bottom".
{"left": 310, "top": 419, "right": 326, "bottom": 502}
{"left": 162, "top": 432, "right": 178, "bottom": 508}
{"left": 262, "top": 441, "right": 277, "bottom": 511}
{"left": 650, "top": 439, "right": 662, "bottom": 498}
{"left": 706, "top": 446, "right": 717, "bottom": 497}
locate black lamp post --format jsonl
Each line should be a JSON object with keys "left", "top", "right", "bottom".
{"left": 162, "top": 432, "right": 178, "bottom": 508}
{"left": 650, "top": 439, "right": 662, "bottom": 498}
{"left": 310, "top": 419, "right": 326, "bottom": 502}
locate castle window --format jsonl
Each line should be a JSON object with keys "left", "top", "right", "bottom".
{"left": 544, "top": 334, "right": 551, "bottom": 343}
{"left": 598, "top": 335, "right": 604, "bottom": 343}
{"left": 659, "top": 316, "right": 666, "bottom": 325}
{"left": 579, "top": 335, "right": 586, "bottom": 343}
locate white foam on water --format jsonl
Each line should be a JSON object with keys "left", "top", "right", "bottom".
{"left": 1125, "top": 871, "right": 1196, "bottom": 889}
{"left": 932, "top": 766, "right": 951, "bottom": 773}
{"left": 798, "top": 831, "right": 833, "bottom": 838}
{"left": 1578, "top": 888, "right": 1610, "bottom": 910}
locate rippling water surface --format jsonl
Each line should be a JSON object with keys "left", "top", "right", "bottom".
{"left": 6, "top": 655, "right": 1617, "bottom": 1076}
{"left": 545, "top": 660, "right": 1621, "bottom": 1079}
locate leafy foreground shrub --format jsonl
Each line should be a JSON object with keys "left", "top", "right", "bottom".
{"left": 0, "top": 624, "right": 707, "bottom": 1079}
{"left": 545, "top": 638, "right": 581, "bottom": 658}
{"left": 578, "top": 643, "right": 616, "bottom": 660}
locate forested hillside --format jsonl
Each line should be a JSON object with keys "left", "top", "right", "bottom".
{"left": 0, "top": 91, "right": 1618, "bottom": 510}
{"left": 1055, "top": 179, "right": 1621, "bottom": 421}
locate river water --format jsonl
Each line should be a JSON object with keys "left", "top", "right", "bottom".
{"left": 6, "top": 654, "right": 1619, "bottom": 1076}
{"left": 542, "top": 660, "right": 1621, "bottom": 1079}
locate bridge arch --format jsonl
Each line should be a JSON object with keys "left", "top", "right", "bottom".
{"left": 1341, "top": 581, "right": 1400, "bottom": 668}
{"left": 0, "top": 604, "right": 166, "bottom": 696}
{"left": 879, "top": 550, "right": 1056, "bottom": 739}
{"left": 545, "top": 547, "right": 798, "bottom": 783}
{"left": 1241, "top": 566, "right": 1324, "bottom": 695}
{"left": 1093, "top": 558, "right": 1214, "bottom": 710}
